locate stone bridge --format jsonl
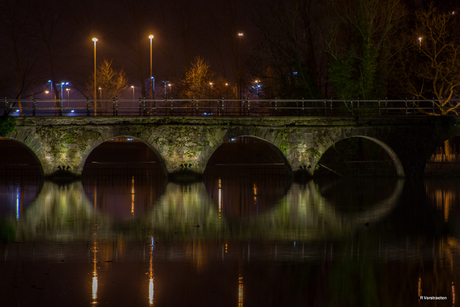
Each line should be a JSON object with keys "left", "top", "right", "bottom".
{"left": 2, "top": 115, "right": 457, "bottom": 178}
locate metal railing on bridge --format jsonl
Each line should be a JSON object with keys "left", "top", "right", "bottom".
{"left": 0, "top": 98, "right": 454, "bottom": 117}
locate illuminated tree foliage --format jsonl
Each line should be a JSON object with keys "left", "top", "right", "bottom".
{"left": 181, "top": 56, "right": 215, "bottom": 99}
{"left": 87, "top": 59, "right": 128, "bottom": 100}
{"left": 326, "top": 0, "right": 406, "bottom": 100}
{"left": 394, "top": 5, "right": 460, "bottom": 115}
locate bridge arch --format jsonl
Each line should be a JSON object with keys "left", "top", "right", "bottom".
{"left": 0, "top": 136, "right": 45, "bottom": 176}
{"left": 201, "top": 134, "right": 292, "bottom": 175}
{"left": 313, "top": 135, "right": 405, "bottom": 177}
{"left": 79, "top": 135, "right": 167, "bottom": 176}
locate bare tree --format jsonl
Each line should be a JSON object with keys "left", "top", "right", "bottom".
{"left": 325, "top": 0, "right": 406, "bottom": 100}
{"left": 395, "top": 5, "right": 460, "bottom": 115}
{"left": 0, "top": 0, "right": 40, "bottom": 114}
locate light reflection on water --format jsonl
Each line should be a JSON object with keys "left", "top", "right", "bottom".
{"left": 0, "top": 173, "right": 460, "bottom": 306}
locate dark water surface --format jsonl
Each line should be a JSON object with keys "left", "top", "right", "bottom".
{"left": 0, "top": 171, "right": 458, "bottom": 306}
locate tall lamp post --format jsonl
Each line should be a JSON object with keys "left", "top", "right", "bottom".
{"left": 237, "top": 32, "right": 244, "bottom": 101}
{"left": 149, "top": 35, "right": 154, "bottom": 100}
{"left": 92, "top": 37, "right": 98, "bottom": 115}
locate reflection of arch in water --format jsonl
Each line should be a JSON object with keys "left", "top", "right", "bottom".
{"left": 16, "top": 181, "right": 110, "bottom": 241}
{"left": 82, "top": 172, "right": 167, "bottom": 220}
{"left": 249, "top": 179, "right": 404, "bottom": 240}
{"left": 203, "top": 173, "right": 291, "bottom": 218}
{"left": 315, "top": 136, "right": 404, "bottom": 177}
{"left": 141, "top": 182, "right": 226, "bottom": 236}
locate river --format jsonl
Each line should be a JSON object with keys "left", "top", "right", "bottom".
{"left": 0, "top": 170, "right": 457, "bottom": 306}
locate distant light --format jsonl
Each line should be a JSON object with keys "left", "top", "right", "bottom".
{"left": 65, "top": 82, "right": 69, "bottom": 85}
{"left": 231, "top": 138, "right": 236, "bottom": 142}
{"left": 293, "top": 72, "right": 298, "bottom": 75}
{"left": 48, "top": 80, "right": 51, "bottom": 83}
{"left": 238, "top": 32, "right": 244, "bottom": 37}
{"left": 127, "top": 138, "right": 133, "bottom": 141}
{"left": 45, "top": 90, "right": 49, "bottom": 94}
{"left": 71, "top": 110, "right": 75, "bottom": 113}
{"left": 16, "top": 109, "right": 19, "bottom": 113}
{"left": 131, "top": 85, "right": 134, "bottom": 89}
{"left": 204, "top": 113, "right": 207, "bottom": 115}
{"left": 225, "top": 83, "right": 228, "bottom": 86}
{"left": 149, "top": 35, "right": 154, "bottom": 39}
{"left": 92, "top": 37, "right": 98, "bottom": 42}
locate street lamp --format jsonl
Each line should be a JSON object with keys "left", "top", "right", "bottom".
{"left": 66, "top": 88, "right": 70, "bottom": 99}
{"left": 418, "top": 36, "right": 422, "bottom": 46}
{"left": 131, "top": 85, "right": 135, "bottom": 100}
{"left": 149, "top": 35, "right": 154, "bottom": 99}
{"left": 98, "top": 87, "right": 102, "bottom": 99}
{"left": 59, "top": 82, "right": 69, "bottom": 100}
{"left": 237, "top": 32, "right": 244, "bottom": 100}
{"left": 48, "top": 80, "right": 53, "bottom": 99}
{"left": 92, "top": 37, "right": 98, "bottom": 115}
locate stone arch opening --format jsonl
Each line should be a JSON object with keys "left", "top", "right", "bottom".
{"left": 0, "top": 137, "right": 44, "bottom": 177}
{"left": 203, "top": 136, "right": 292, "bottom": 218}
{"left": 81, "top": 136, "right": 167, "bottom": 177}
{"left": 425, "top": 135, "right": 460, "bottom": 176}
{"left": 315, "top": 136, "right": 404, "bottom": 177}
{"left": 204, "top": 135, "right": 291, "bottom": 175}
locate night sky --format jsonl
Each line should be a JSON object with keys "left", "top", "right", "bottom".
{"left": 0, "top": 0, "right": 457, "bottom": 100}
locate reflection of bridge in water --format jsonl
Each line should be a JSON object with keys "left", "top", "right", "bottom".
{"left": 11, "top": 179, "right": 404, "bottom": 242}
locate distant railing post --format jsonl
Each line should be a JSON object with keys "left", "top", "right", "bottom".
{"left": 385, "top": 97, "right": 388, "bottom": 115}
{"left": 221, "top": 98, "right": 225, "bottom": 116}
{"left": 405, "top": 98, "right": 408, "bottom": 115}
{"left": 113, "top": 97, "right": 118, "bottom": 116}
{"left": 302, "top": 98, "right": 305, "bottom": 116}
{"left": 87, "top": 99, "right": 91, "bottom": 116}
{"left": 351, "top": 100, "right": 354, "bottom": 116}
{"left": 378, "top": 99, "right": 381, "bottom": 116}
{"left": 357, "top": 97, "right": 360, "bottom": 116}
{"left": 138, "top": 98, "right": 142, "bottom": 116}
{"left": 143, "top": 97, "right": 146, "bottom": 116}
{"left": 59, "top": 98, "right": 63, "bottom": 116}
{"left": 33, "top": 99, "right": 36, "bottom": 116}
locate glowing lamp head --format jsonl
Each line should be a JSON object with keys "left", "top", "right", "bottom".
{"left": 149, "top": 35, "right": 154, "bottom": 40}
{"left": 92, "top": 38, "right": 98, "bottom": 42}
{"left": 238, "top": 32, "right": 244, "bottom": 37}
{"left": 131, "top": 85, "right": 134, "bottom": 89}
